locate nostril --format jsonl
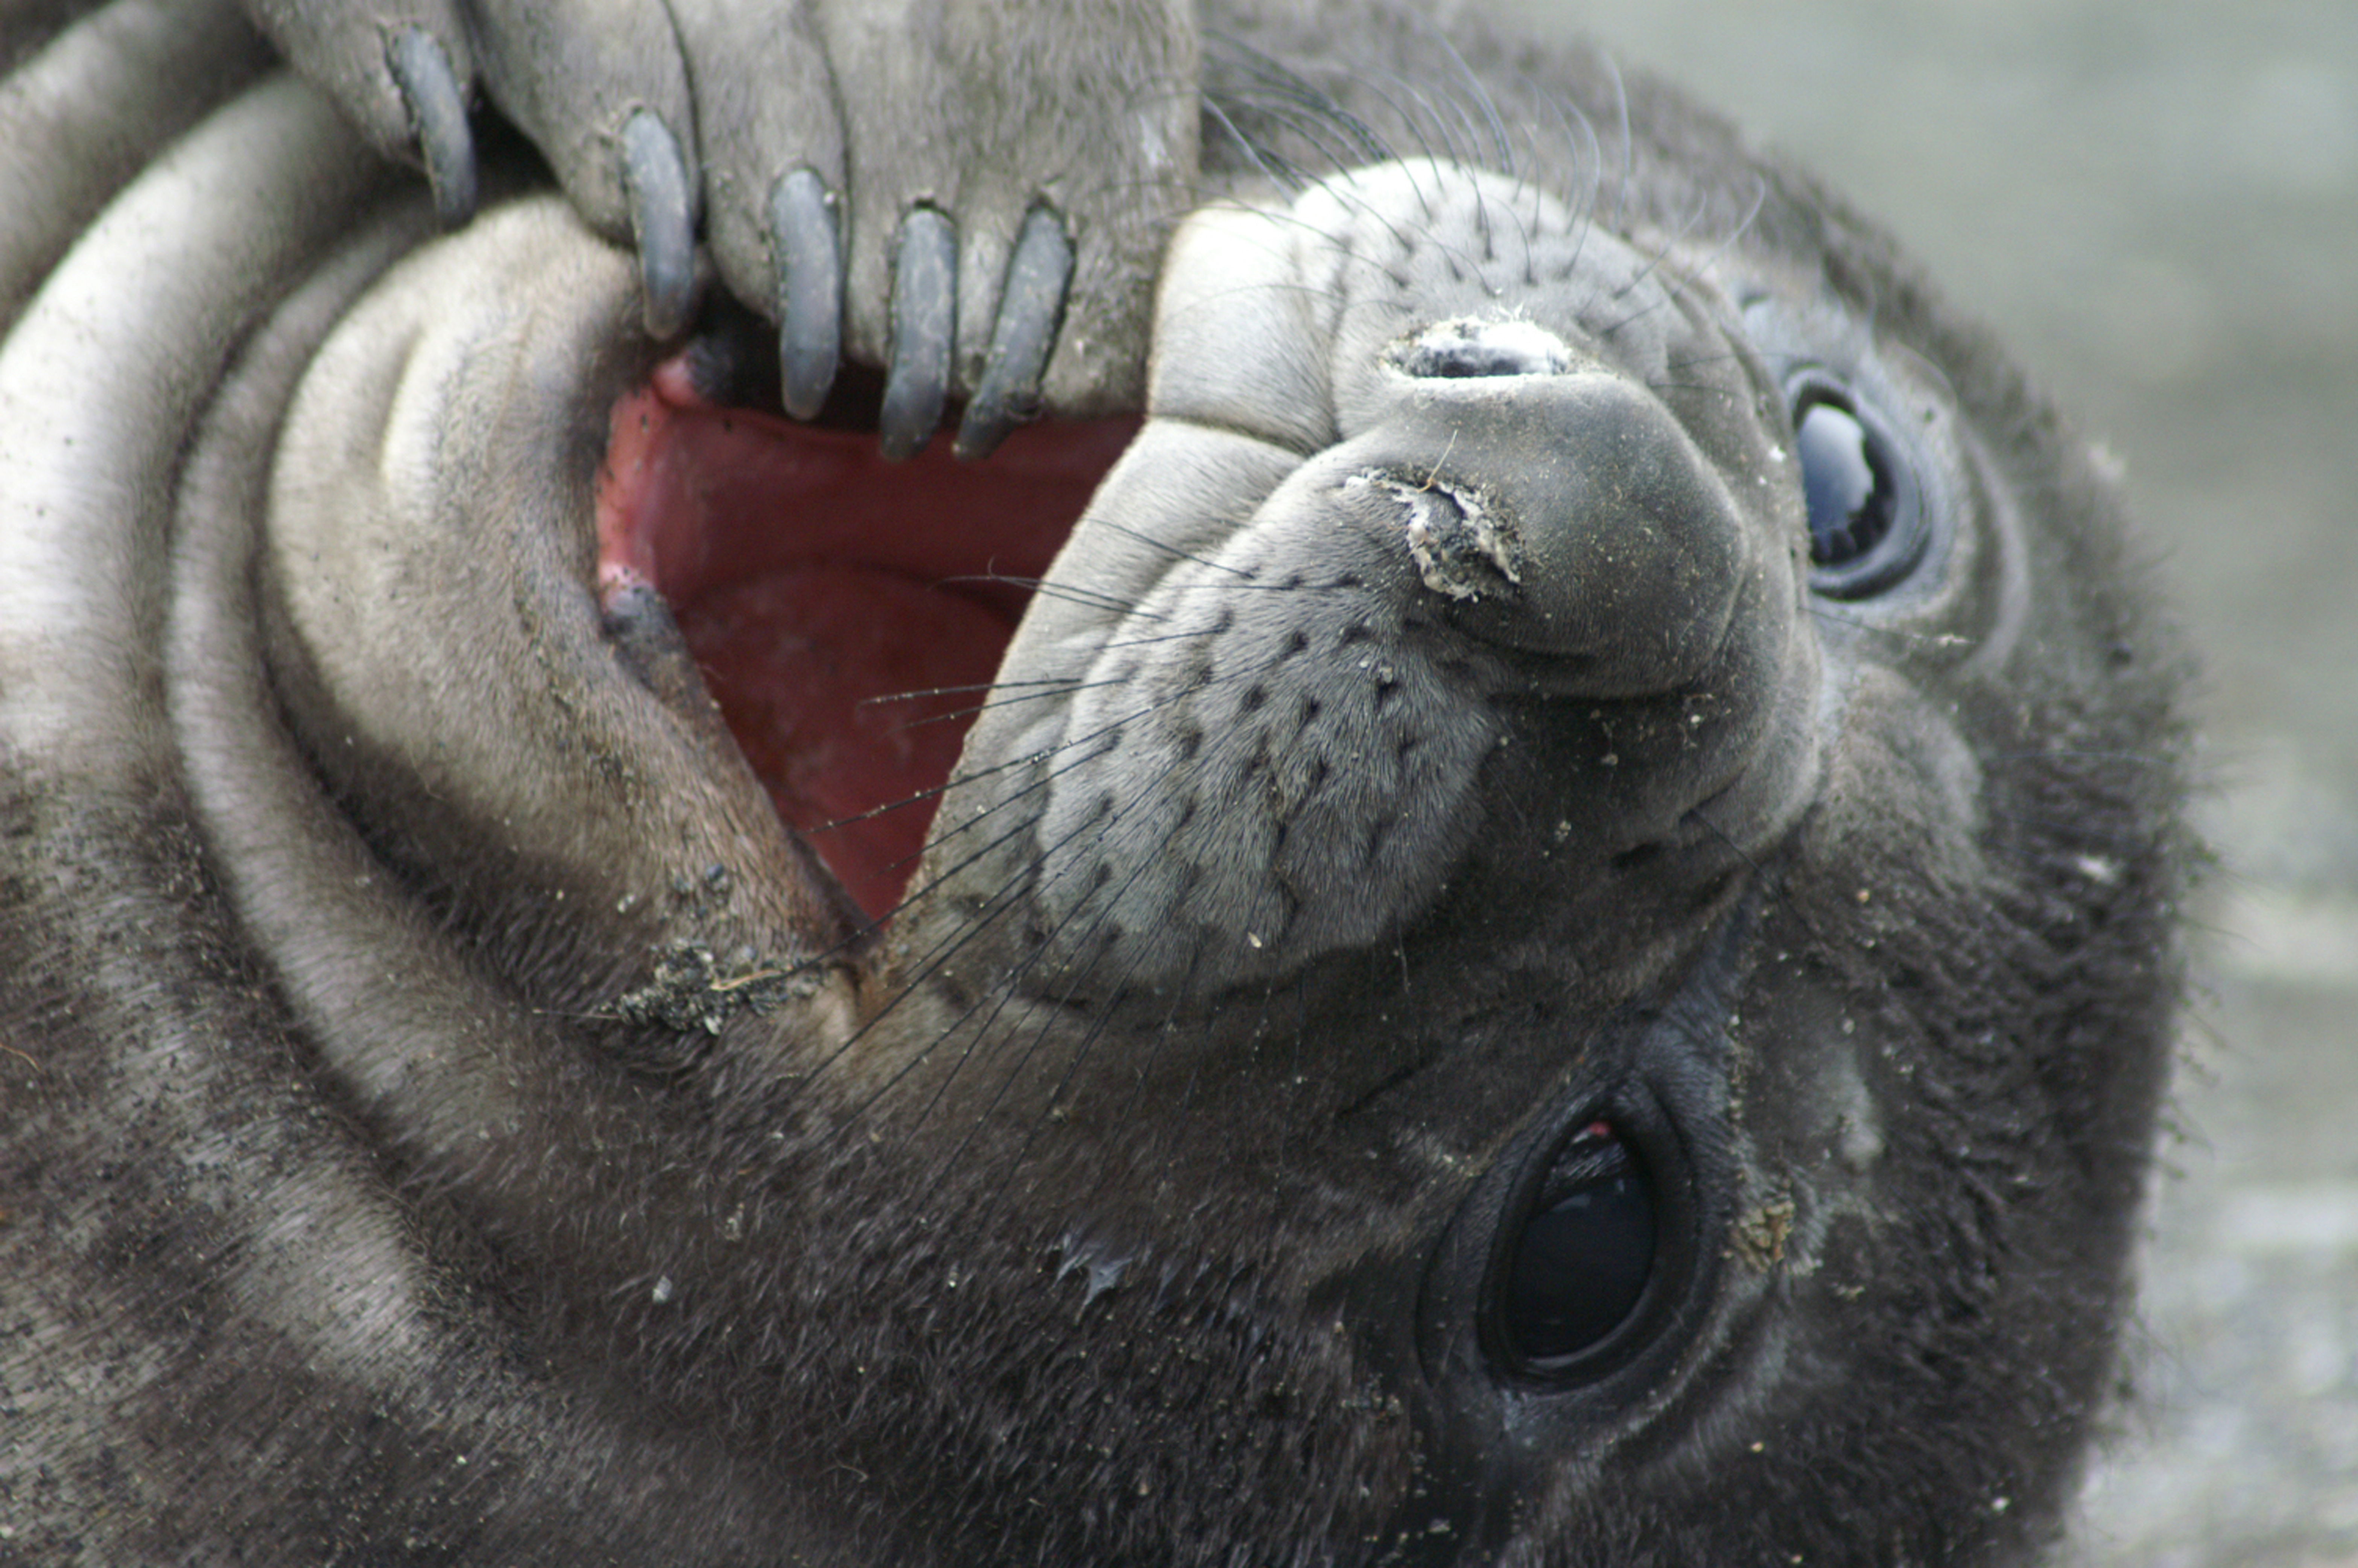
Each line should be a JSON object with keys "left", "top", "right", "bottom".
{"left": 1385, "top": 316, "right": 1575, "bottom": 379}
{"left": 1333, "top": 371, "right": 1750, "bottom": 686}
{"left": 1342, "top": 470, "right": 1522, "bottom": 605}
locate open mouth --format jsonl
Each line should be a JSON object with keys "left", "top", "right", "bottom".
{"left": 593, "top": 347, "right": 1136, "bottom": 923}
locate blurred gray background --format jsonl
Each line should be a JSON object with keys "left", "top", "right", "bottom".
{"left": 1492, "top": 1, "right": 2356, "bottom": 1560}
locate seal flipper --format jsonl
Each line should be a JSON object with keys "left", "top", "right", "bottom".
{"left": 243, "top": 0, "right": 1196, "bottom": 447}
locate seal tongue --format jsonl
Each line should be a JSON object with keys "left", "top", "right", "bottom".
{"left": 596, "top": 372, "right": 1132, "bottom": 920}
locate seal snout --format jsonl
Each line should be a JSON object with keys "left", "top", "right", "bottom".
{"left": 925, "top": 161, "right": 1820, "bottom": 996}
{"left": 1341, "top": 368, "right": 1751, "bottom": 694}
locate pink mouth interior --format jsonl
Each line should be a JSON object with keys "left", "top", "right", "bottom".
{"left": 596, "top": 365, "right": 1134, "bottom": 923}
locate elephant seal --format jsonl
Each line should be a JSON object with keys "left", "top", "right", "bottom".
{"left": 0, "top": 1, "right": 2191, "bottom": 1563}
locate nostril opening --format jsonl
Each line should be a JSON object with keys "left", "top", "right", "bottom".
{"left": 1385, "top": 316, "right": 1575, "bottom": 380}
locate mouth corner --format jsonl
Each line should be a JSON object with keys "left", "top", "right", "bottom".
{"left": 592, "top": 332, "right": 1136, "bottom": 923}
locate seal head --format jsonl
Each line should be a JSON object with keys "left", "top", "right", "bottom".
{"left": 192, "top": 148, "right": 2182, "bottom": 1565}
{"left": 0, "top": 8, "right": 2189, "bottom": 1560}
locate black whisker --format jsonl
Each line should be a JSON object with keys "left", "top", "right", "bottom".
{"left": 1080, "top": 516, "right": 1264, "bottom": 578}
{"left": 1600, "top": 175, "right": 1770, "bottom": 339}
{"left": 854, "top": 677, "right": 1134, "bottom": 739}
{"left": 1206, "top": 30, "right": 1393, "bottom": 167}
{"left": 930, "top": 790, "right": 1189, "bottom": 1178}
{"left": 1200, "top": 93, "right": 1298, "bottom": 192}
{"left": 1599, "top": 192, "right": 1711, "bottom": 311}
{"left": 1685, "top": 804, "right": 1764, "bottom": 874}
{"left": 939, "top": 574, "right": 1162, "bottom": 620}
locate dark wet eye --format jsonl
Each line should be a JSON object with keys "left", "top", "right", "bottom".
{"left": 1787, "top": 374, "right": 1928, "bottom": 598}
{"left": 1499, "top": 1121, "right": 1657, "bottom": 1367}
{"left": 1796, "top": 396, "right": 1890, "bottom": 562}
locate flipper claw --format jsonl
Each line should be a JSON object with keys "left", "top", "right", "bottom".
{"left": 386, "top": 27, "right": 475, "bottom": 230}
{"left": 622, "top": 110, "right": 698, "bottom": 338}
{"left": 955, "top": 206, "right": 1072, "bottom": 460}
{"left": 769, "top": 169, "right": 842, "bottom": 420}
{"left": 879, "top": 207, "right": 956, "bottom": 461}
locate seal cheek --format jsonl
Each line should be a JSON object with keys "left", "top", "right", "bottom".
{"left": 257, "top": 203, "right": 845, "bottom": 984}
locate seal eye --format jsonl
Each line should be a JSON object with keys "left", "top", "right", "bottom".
{"left": 1787, "top": 374, "right": 1928, "bottom": 598}
{"left": 1796, "top": 395, "right": 1891, "bottom": 563}
{"left": 1499, "top": 1122, "right": 1658, "bottom": 1368}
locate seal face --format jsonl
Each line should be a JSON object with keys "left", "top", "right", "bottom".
{"left": 933, "top": 163, "right": 1821, "bottom": 997}
{"left": 0, "top": 4, "right": 2191, "bottom": 1565}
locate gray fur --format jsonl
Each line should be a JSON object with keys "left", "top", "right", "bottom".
{"left": 0, "top": 3, "right": 2190, "bottom": 1565}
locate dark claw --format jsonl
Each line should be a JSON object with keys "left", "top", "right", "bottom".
{"left": 386, "top": 28, "right": 475, "bottom": 230}
{"left": 955, "top": 207, "right": 1073, "bottom": 460}
{"left": 879, "top": 207, "right": 956, "bottom": 462}
{"left": 621, "top": 111, "right": 697, "bottom": 339}
{"left": 769, "top": 169, "right": 842, "bottom": 421}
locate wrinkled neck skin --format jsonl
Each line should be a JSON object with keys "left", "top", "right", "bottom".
{"left": 18, "top": 15, "right": 2188, "bottom": 1565}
